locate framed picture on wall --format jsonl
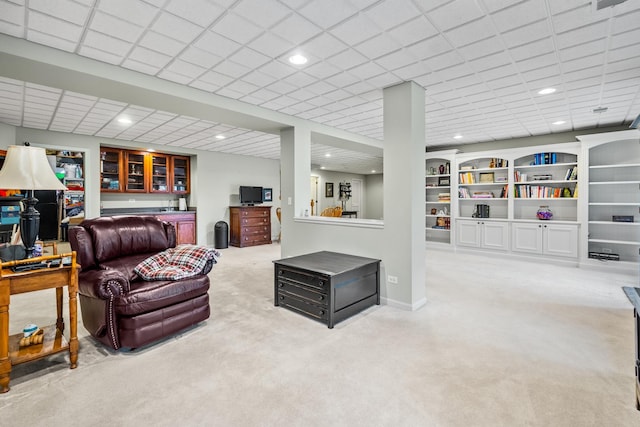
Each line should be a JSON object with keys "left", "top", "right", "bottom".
{"left": 325, "top": 182, "right": 334, "bottom": 197}
{"left": 262, "top": 188, "right": 273, "bottom": 202}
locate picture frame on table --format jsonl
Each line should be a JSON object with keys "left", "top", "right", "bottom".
{"left": 325, "top": 182, "right": 334, "bottom": 197}
{"left": 262, "top": 188, "right": 273, "bottom": 202}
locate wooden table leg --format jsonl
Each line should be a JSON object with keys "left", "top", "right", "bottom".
{"left": 56, "top": 287, "right": 65, "bottom": 334}
{"left": 0, "top": 287, "right": 10, "bottom": 393}
{"left": 68, "top": 276, "right": 78, "bottom": 369}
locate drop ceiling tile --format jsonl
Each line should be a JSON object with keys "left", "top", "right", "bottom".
{"left": 516, "top": 52, "right": 558, "bottom": 72}
{"left": 212, "top": 12, "right": 264, "bottom": 44}
{"left": 445, "top": 17, "right": 496, "bottom": 48}
{"left": 213, "top": 59, "right": 251, "bottom": 78}
{"left": 426, "top": 0, "right": 484, "bottom": 32}
{"left": 197, "top": 70, "right": 234, "bottom": 87}
{"left": 29, "top": 0, "right": 90, "bottom": 25}
{"left": 27, "top": 12, "right": 83, "bottom": 43}
{"left": 270, "top": 13, "right": 322, "bottom": 45}
{"left": 611, "top": 8, "right": 640, "bottom": 34}
{"left": 554, "top": 5, "right": 608, "bottom": 34}
{"left": 122, "top": 59, "right": 163, "bottom": 75}
{"left": 608, "top": 44, "right": 640, "bottom": 63}
{"left": 562, "top": 54, "right": 605, "bottom": 74}
{"left": 78, "top": 45, "right": 125, "bottom": 65}
{"left": 97, "top": 0, "right": 159, "bottom": 27}
{"left": 303, "top": 61, "right": 342, "bottom": 80}
{"left": 388, "top": 16, "right": 439, "bottom": 46}
{"left": 469, "top": 50, "right": 512, "bottom": 72}
{"left": 0, "top": 1, "right": 24, "bottom": 23}
{"left": 547, "top": 0, "right": 590, "bottom": 15}
{"left": 329, "top": 13, "right": 383, "bottom": 46}
{"left": 89, "top": 12, "right": 146, "bottom": 43}
{"left": 501, "top": 19, "right": 550, "bottom": 48}
{"left": 229, "top": 48, "right": 271, "bottom": 69}
{"left": 555, "top": 21, "right": 608, "bottom": 49}
{"left": 298, "top": 0, "right": 359, "bottom": 29}
{"left": 491, "top": 0, "right": 548, "bottom": 33}
{"left": 231, "top": 0, "right": 291, "bottom": 29}
{"left": 83, "top": 31, "right": 132, "bottom": 57}
{"left": 424, "top": 50, "right": 465, "bottom": 72}
{"left": 165, "top": 59, "right": 206, "bottom": 79}
{"left": 152, "top": 11, "right": 204, "bottom": 44}
{"left": 193, "top": 31, "right": 241, "bottom": 58}
{"left": 508, "top": 37, "right": 554, "bottom": 62}
{"left": 392, "top": 61, "right": 431, "bottom": 80}
{"left": 405, "top": 35, "right": 454, "bottom": 60}
{"left": 249, "top": 32, "right": 293, "bottom": 59}
{"left": 165, "top": 0, "right": 225, "bottom": 28}
{"left": 606, "top": 56, "right": 640, "bottom": 74}
{"left": 364, "top": 0, "right": 421, "bottom": 30}
{"left": 0, "top": 21, "right": 23, "bottom": 37}
{"left": 139, "top": 31, "right": 186, "bottom": 56}
{"left": 178, "top": 46, "right": 222, "bottom": 69}
{"left": 325, "top": 48, "right": 369, "bottom": 71}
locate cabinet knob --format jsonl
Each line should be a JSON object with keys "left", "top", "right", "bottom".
{"left": 279, "top": 296, "right": 285, "bottom": 300}
{"left": 319, "top": 310, "right": 325, "bottom": 315}
{"left": 278, "top": 283, "right": 284, "bottom": 288}
{"left": 279, "top": 270, "right": 284, "bottom": 275}
{"left": 318, "top": 295, "right": 324, "bottom": 301}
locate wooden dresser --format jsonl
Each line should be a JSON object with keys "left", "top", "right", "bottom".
{"left": 229, "top": 206, "right": 271, "bottom": 247}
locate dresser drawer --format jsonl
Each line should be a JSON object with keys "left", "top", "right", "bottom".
{"left": 240, "top": 208, "right": 270, "bottom": 218}
{"left": 241, "top": 225, "right": 269, "bottom": 235}
{"left": 241, "top": 234, "right": 270, "bottom": 245}
{"left": 241, "top": 217, "right": 269, "bottom": 226}
{"left": 277, "top": 280, "right": 327, "bottom": 306}
{"left": 276, "top": 267, "right": 327, "bottom": 291}
{"left": 277, "top": 293, "right": 328, "bottom": 322}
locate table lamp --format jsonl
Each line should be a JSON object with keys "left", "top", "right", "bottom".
{"left": 0, "top": 144, "right": 67, "bottom": 258}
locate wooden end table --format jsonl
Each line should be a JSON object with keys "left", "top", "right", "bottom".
{"left": 0, "top": 252, "right": 78, "bottom": 393}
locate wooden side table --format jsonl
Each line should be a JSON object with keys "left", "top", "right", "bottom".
{"left": 0, "top": 252, "right": 78, "bottom": 393}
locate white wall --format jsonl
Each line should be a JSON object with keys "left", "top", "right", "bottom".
{"left": 364, "top": 174, "right": 383, "bottom": 220}
{"left": 5, "top": 126, "right": 281, "bottom": 246}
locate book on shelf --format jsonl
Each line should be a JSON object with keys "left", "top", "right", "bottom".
{"left": 458, "top": 171, "right": 475, "bottom": 184}
{"left": 472, "top": 191, "right": 494, "bottom": 198}
{"left": 514, "top": 184, "right": 574, "bottom": 198}
{"left": 534, "top": 152, "right": 557, "bottom": 165}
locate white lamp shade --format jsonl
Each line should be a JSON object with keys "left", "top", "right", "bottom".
{"left": 0, "top": 145, "right": 67, "bottom": 190}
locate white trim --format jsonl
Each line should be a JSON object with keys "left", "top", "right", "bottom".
{"left": 381, "top": 296, "right": 427, "bottom": 311}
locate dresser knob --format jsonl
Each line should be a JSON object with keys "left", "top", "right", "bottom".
{"left": 318, "top": 295, "right": 324, "bottom": 301}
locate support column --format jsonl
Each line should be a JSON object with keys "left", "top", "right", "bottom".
{"left": 383, "top": 81, "right": 426, "bottom": 310}
{"left": 280, "top": 126, "right": 311, "bottom": 256}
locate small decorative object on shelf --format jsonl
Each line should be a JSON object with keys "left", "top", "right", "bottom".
{"left": 536, "top": 206, "right": 553, "bottom": 220}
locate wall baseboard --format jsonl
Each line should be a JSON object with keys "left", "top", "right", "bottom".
{"left": 381, "top": 296, "right": 427, "bottom": 311}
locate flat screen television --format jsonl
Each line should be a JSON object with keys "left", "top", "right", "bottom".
{"left": 239, "top": 186, "right": 263, "bottom": 205}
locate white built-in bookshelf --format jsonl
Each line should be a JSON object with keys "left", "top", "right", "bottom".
{"left": 584, "top": 136, "right": 640, "bottom": 267}
{"left": 425, "top": 151, "right": 456, "bottom": 245}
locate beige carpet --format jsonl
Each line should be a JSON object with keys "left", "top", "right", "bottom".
{"left": 2, "top": 243, "right": 638, "bottom": 426}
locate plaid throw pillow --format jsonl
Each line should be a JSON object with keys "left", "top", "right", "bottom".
{"left": 134, "top": 245, "right": 220, "bottom": 281}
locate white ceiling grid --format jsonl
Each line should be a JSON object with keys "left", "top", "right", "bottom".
{"left": 0, "top": 0, "right": 638, "bottom": 174}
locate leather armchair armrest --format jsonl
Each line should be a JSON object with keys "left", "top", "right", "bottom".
{"left": 78, "top": 268, "right": 130, "bottom": 299}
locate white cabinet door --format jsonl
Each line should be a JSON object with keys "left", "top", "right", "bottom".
{"left": 457, "top": 220, "right": 481, "bottom": 247}
{"left": 482, "top": 221, "right": 509, "bottom": 251}
{"left": 512, "top": 222, "right": 543, "bottom": 254}
{"left": 543, "top": 223, "right": 578, "bottom": 258}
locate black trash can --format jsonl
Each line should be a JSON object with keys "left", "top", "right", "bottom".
{"left": 214, "top": 221, "right": 228, "bottom": 249}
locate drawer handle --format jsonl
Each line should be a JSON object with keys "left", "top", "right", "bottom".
{"left": 280, "top": 296, "right": 285, "bottom": 300}
{"left": 318, "top": 295, "right": 324, "bottom": 301}
{"left": 319, "top": 310, "right": 325, "bottom": 315}
{"left": 279, "top": 283, "right": 284, "bottom": 288}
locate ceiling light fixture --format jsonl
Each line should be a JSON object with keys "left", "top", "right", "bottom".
{"left": 289, "top": 54, "right": 308, "bottom": 65}
{"left": 216, "top": 135, "right": 225, "bottom": 140}
{"left": 538, "top": 88, "right": 556, "bottom": 95}
{"left": 593, "top": 106, "right": 608, "bottom": 114}
{"left": 453, "top": 134, "right": 463, "bottom": 139}
{"left": 117, "top": 117, "right": 132, "bottom": 125}
{"left": 371, "top": 170, "right": 376, "bottom": 173}
{"left": 325, "top": 153, "right": 331, "bottom": 157}
{"left": 552, "top": 120, "right": 566, "bottom": 125}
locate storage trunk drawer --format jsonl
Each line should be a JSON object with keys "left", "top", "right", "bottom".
{"left": 277, "top": 293, "right": 328, "bottom": 321}
{"left": 277, "top": 280, "right": 327, "bottom": 306}
{"left": 276, "top": 267, "right": 327, "bottom": 291}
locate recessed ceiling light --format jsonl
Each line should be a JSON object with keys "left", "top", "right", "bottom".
{"left": 371, "top": 170, "right": 376, "bottom": 173}
{"left": 453, "top": 134, "right": 463, "bottom": 139}
{"left": 538, "top": 88, "right": 556, "bottom": 95}
{"left": 325, "top": 153, "right": 331, "bottom": 157}
{"left": 147, "top": 148, "right": 155, "bottom": 152}
{"left": 117, "top": 117, "right": 132, "bottom": 125}
{"left": 593, "top": 106, "right": 608, "bottom": 114}
{"left": 216, "top": 135, "right": 225, "bottom": 140}
{"left": 289, "top": 54, "right": 308, "bottom": 65}
{"left": 320, "top": 166, "right": 325, "bottom": 170}
{"left": 552, "top": 120, "right": 566, "bottom": 125}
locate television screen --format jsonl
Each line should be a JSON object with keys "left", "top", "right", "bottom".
{"left": 239, "top": 186, "right": 263, "bottom": 205}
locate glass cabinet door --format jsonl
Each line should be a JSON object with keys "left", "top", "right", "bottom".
{"left": 100, "top": 148, "right": 122, "bottom": 192}
{"left": 125, "top": 151, "right": 147, "bottom": 192}
{"left": 171, "top": 156, "right": 190, "bottom": 194}
{"left": 149, "top": 154, "right": 170, "bottom": 193}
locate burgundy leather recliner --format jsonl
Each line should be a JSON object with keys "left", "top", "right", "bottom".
{"left": 69, "top": 215, "right": 211, "bottom": 350}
